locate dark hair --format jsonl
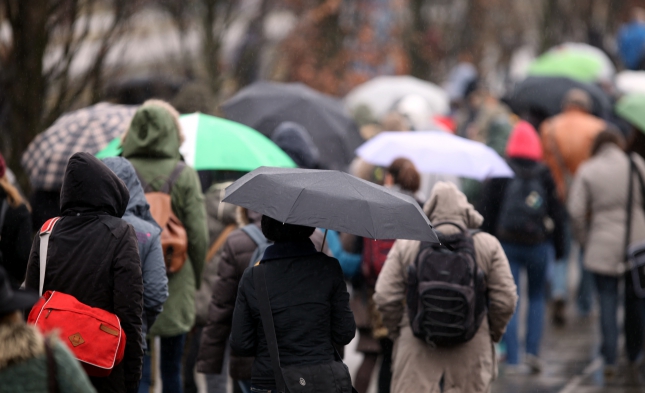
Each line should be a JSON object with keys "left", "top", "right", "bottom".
{"left": 388, "top": 158, "right": 420, "bottom": 193}
{"left": 590, "top": 127, "right": 626, "bottom": 156}
{"left": 261, "top": 215, "right": 315, "bottom": 243}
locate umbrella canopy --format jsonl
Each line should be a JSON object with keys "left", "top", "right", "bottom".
{"left": 223, "top": 167, "right": 438, "bottom": 242}
{"left": 615, "top": 93, "right": 645, "bottom": 133}
{"left": 616, "top": 70, "right": 645, "bottom": 94}
{"left": 21, "top": 103, "right": 137, "bottom": 190}
{"left": 345, "top": 75, "right": 449, "bottom": 119}
{"left": 356, "top": 131, "right": 514, "bottom": 181}
{"left": 504, "top": 76, "right": 611, "bottom": 125}
{"left": 221, "top": 82, "right": 364, "bottom": 171}
{"left": 527, "top": 43, "right": 615, "bottom": 83}
{"left": 95, "top": 113, "right": 297, "bottom": 171}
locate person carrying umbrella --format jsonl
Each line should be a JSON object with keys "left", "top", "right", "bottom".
{"left": 539, "top": 88, "right": 606, "bottom": 323}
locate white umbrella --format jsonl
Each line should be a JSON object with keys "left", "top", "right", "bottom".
{"left": 616, "top": 70, "right": 645, "bottom": 94}
{"left": 345, "top": 75, "right": 449, "bottom": 119}
{"left": 355, "top": 131, "right": 514, "bottom": 181}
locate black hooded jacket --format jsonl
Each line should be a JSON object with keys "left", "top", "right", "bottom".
{"left": 25, "top": 152, "right": 143, "bottom": 393}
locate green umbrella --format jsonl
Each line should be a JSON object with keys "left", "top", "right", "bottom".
{"left": 95, "top": 112, "right": 296, "bottom": 170}
{"left": 616, "top": 93, "right": 645, "bottom": 133}
{"left": 527, "top": 51, "right": 603, "bottom": 83}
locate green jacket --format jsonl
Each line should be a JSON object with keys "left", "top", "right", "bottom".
{"left": 0, "top": 323, "right": 96, "bottom": 393}
{"left": 122, "top": 103, "right": 208, "bottom": 337}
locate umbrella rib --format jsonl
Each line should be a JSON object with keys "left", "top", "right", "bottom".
{"left": 283, "top": 176, "right": 328, "bottom": 223}
{"left": 348, "top": 180, "right": 377, "bottom": 239}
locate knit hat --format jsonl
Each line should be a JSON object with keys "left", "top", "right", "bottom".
{"left": 0, "top": 152, "right": 5, "bottom": 178}
{"left": 505, "top": 121, "right": 543, "bottom": 161}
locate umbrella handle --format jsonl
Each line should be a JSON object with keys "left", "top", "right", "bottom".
{"left": 321, "top": 228, "right": 328, "bottom": 253}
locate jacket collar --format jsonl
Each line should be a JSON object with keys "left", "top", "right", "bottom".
{"left": 261, "top": 239, "right": 318, "bottom": 262}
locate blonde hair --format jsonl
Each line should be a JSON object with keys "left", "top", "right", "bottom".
{"left": 0, "top": 175, "right": 28, "bottom": 209}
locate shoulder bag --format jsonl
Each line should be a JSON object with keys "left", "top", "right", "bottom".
{"left": 253, "top": 263, "right": 356, "bottom": 393}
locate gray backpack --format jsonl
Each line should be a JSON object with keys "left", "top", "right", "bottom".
{"left": 241, "top": 224, "right": 272, "bottom": 267}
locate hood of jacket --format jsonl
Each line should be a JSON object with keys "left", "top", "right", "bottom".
{"left": 102, "top": 157, "right": 159, "bottom": 228}
{"left": 121, "top": 100, "right": 183, "bottom": 160}
{"left": 423, "top": 181, "right": 483, "bottom": 229}
{"left": 271, "top": 122, "right": 320, "bottom": 169}
{"left": 60, "top": 152, "right": 129, "bottom": 217}
{"left": 0, "top": 322, "right": 44, "bottom": 370}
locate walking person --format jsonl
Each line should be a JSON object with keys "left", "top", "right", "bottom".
{"left": 0, "top": 152, "right": 32, "bottom": 288}
{"left": 102, "top": 157, "right": 169, "bottom": 349}
{"left": 539, "top": 89, "right": 606, "bottom": 322}
{"left": 374, "top": 181, "right": 517, "bottom": 393}
{"left": 568, "top": 129, "right": 645, "bottom": 377}
{"left": 229, "top": 215, "right": 356, "bottom": 392}
{"left": 0, "top": 266, "right": 97, "bottom": 392}
{"left": 479, "top": 121, "right": 566, "bottom": 373}
{"left": 25, "top": 152, "right": 144, "bottom": 393}
{"left": 120, "top": 100, "right": 208, "bottom": 393}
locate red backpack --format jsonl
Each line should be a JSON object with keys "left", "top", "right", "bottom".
{"left": 28, "top": 217, "right": 126, "bottom": 377}
{"left": 362, "top": 238, "right": 396, "bottom": 286}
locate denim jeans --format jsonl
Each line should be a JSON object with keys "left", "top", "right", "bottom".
{"left": 577, "top": 249, "right": 595, "bottom": 315}
{"left": 594, "top": 273, "right": 645, "bottom": 365}
{"left": 501, "top": 241, "right": 550, "bottom": 365}
{"left": 139, "top": 334, "right": 187, "bottom": 393}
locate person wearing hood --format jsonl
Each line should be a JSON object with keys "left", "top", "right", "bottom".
{"left": 271, "top": 122, "right": 321, "bottom": 169}
{"left": 25, "top": 152, "right": 143, "bottom": 393}
{"left": 478, "top": 121, "right": 566, "bottom": 374}
{"left": 101, "top": 157, "right": 169, "bottom": 348}
{"left": 120, "top": 100, "right": 208, "bottom": 393}
{"left": 0, "top": 266, "right": 97, "bottom": 393}
{"left": 374, "top": 182, "right": 517, "bottom": 393}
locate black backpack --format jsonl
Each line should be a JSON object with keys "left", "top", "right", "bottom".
{"left": 496, "top": 165, "right": 549, "bottom": 245}
{"left": 407, "top": 222, "right": 487, "bottom": 347}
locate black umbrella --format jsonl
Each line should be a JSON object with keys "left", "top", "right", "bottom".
{"left": 221, "top": 82, "right": 364, "bottom": 171}
{"left": 504, "top": 76, "right": 611, "bottom": 127}
{"left": 223, "top": 167, "right": 438, "bottom": 242}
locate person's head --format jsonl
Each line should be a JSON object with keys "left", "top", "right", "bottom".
{"left": 271, "top": 122, "right": 320, "bottom": 169}
{"left": 385, "top": 158, "right": 420, "bottom": 193}
{"left": 561, "top": 88, "right": 592, "bottom": 113}
{"left": 505, "top": 120, "right": 543, "bottom": 161}
{"left": 0, "top": 266, "right": 38, "bottom": 326}
{"left": 260, "top": 215, "right": 315, "bottom": 243}
{"left": 0, "top": 153, "right": 26, "bottom": 209}
{"left": 590, "top": 127, "right": 626, "bottom": 156}
{"left": 122, "top": 99, "right": 184, "bottom": 159}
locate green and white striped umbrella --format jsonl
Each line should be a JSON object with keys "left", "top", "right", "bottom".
{"left": 96, "top": 112, "right": 296, "bottom": 171}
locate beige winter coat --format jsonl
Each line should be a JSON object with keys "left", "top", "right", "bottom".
{"left": 374, "top": 182, "right": 517, "bottom": 393}
{"left": 568, "top": 144, "right": 645, "bottom": 276}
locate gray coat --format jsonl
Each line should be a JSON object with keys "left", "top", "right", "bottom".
{"left": 102, "top": 157, "right": 168, "bottom": 341}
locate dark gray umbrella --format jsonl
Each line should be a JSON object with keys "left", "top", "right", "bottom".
{"left": 223, "top": 167, "right": 438, "bottom": 242}
{"left": 221, "top": 82, "right": 364, "bottom": 171}
{"left": 504, "top": 76, "right": 611, "bottom": 127}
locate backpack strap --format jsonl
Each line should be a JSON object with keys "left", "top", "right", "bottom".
{"left": 241, "top": 224, "right": 266, "bottom": 247}
{"left": 160, "top": 162, "right": 187, "bottom": 194}
{"left": 205, "top": 224, "right": 237, "bottom": 263}
{"left": 432, "top": 221, "right": 467, "bottom": 234}
{"left": 39, "top": 217, "right": 61, "bottom": 296}
{"left": 253, "top": 264, "right": 287, "bottom": 393}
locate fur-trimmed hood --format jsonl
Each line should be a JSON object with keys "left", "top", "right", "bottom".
{"left": 0, "top": 323, "right": 44, "bottom": 370}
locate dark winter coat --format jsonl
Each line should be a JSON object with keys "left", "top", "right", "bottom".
{"left": 271, "top": 122, "right": 320, "bottom": 169}
{"left": 25, "top": 152, "right": 143, "bottom": 393}
{"left": 229, "top": 239, "right": 355, "bottom": 389}
{"left": 478, "top": 158, "right": 567, "bottom": 259}
{"left": 195, "top": 209, "right": 331, "bottom": 380}
{"left": 0, "top": 188, "right": 32, "bottom": 288}
{"left": 102, "top": 157, "right": 168, "bottom": 345}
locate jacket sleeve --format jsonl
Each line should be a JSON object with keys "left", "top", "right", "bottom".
{"left": 24, "top": 234, "right": 41, "bottom": 291}
{"left": 329, "top": 259, "right": 356, "bottom": 345}
{"left": 229, "top": 269, "right": 257, "bottom": 357}
{"left": 113, "top": 225, "right": 144, "bottom": 389}
{"left": 196, "top": 238, "right": 243, "bottom": 373}
{"left": 567, "top": 171, "right": 590, "bottom": 246}
{"left": 543, "top": 168, "right": 568, "bottom": 259}
{"left": 141, "top": 231, "right": 168, "bottom": 328}
{"left": 53, "top": 340, "right": 98, "bottom": 393}
{"left": 373, "top": 240, "right": 408, "bottom": 340}
{"left": 177, "top": 168, "right": 208, "bottom": 289}
{"left": 480, "top": 235, "right": 517, "bottom": 343}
